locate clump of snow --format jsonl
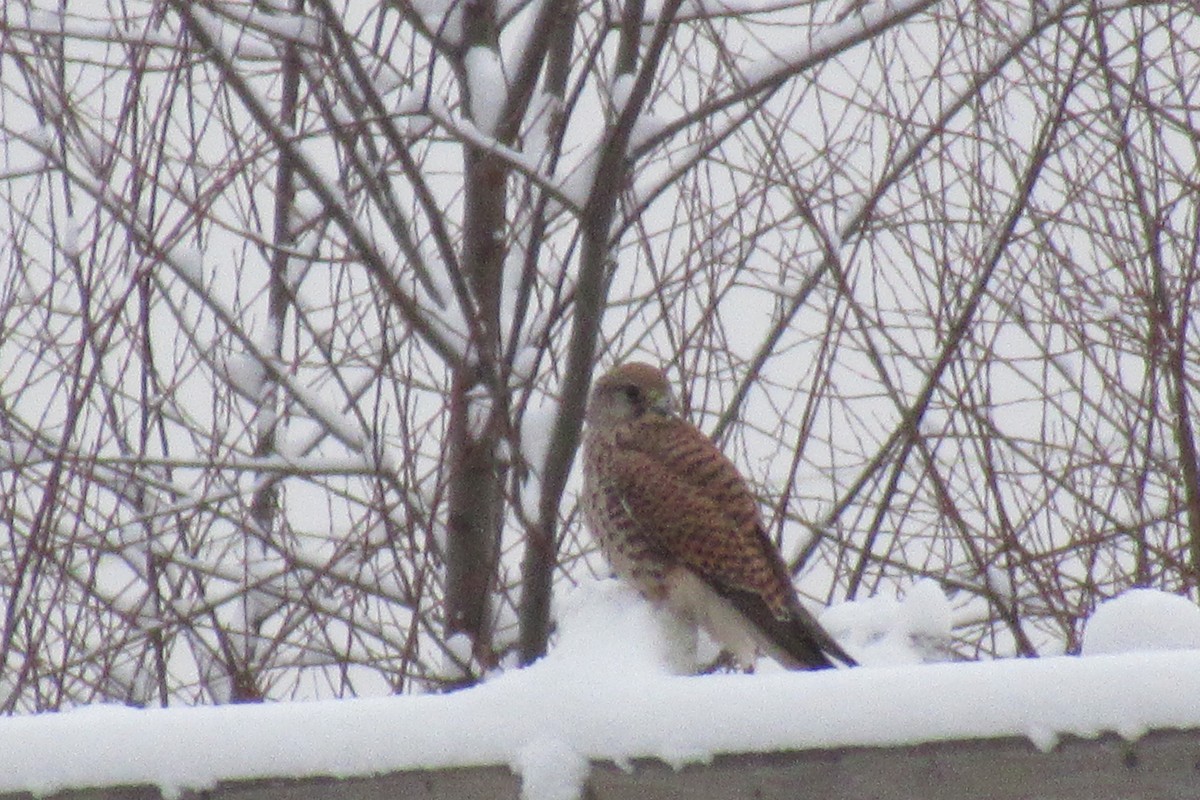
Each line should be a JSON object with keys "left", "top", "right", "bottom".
{"left": 224, "top": 353, "right": 268, "bottom": 399}
{"left": 610, "top": 73, "right": 635, "bottom": 113}
{"left": 513, "top": 736, "right": 590, "bottom": 800}
{"left": 21, "top": 122, "right": 57, "bottom": 153}
{"left": 396, "top": 99, "right": 436, "bottom": 138}
{"left": 464, "top": 46, "right": 507, "bottom": 134}
{"left": 59, "top": 213, "right": 88, "bottom": 258}
{"left": 0, "top": 432, "right": 36, "bottom": 467}
{"left": 464, "top": 384, "right": 494, "bottom": 439}
{"left": 242, "top": 564, "right": 278, "bottom": 631}
{"left": 1096, "top": 295, "right": 1123, "bottom": 323}
{"left": 519, "top": 403, "right": 556, "bottom": 474}
{"left": 630, "top": 112, "right": 668, "bottom": 152}
{"left": 512, "top": 346, "right": 540, "bottom": 382}
{"left": 551, "top": 579, "right": 698, "bottom": 676}
{"left": 522, "top": 90, "right": 560, "bottom": 159}
{"left": 438, "top": 632, "right": 475, "bottom": 682}
{"left": 606, "top": 72, "right": 668, "bottom": 150}
{"left": 171, "top": 245, "right": 204, "bottom": 285}
{"left": 901, "top": 579, "right": 954, "bottom": 646}
{"left": 984, "top": 564, "right": 1019, "bottom": 600}
{"left": 410, "top": 0, "right": 465, "bottom": 45}
{"left": 821, "top": 579, "right": 954, "bottom": 664}
{"left": 1082, "top": 588, "right": 1200, "bottom": 656}
{"left": 554, "top": 145, "right": 600, "bottom": 210}
{"left": 363, "top": 516, "right": 389, "bottom": 547}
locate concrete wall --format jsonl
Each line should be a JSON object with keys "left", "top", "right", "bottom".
{"left": 5, "top": 728, "right": 1197, "bottom": 800}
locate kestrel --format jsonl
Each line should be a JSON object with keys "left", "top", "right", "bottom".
{"left": 581, "top": 361, "right": 856, "bottom": 671}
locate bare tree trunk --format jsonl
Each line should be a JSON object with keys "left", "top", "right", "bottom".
{"left": 519, "top": 0, "right": 684, "bottom": 664}
{"left": 514, "top": 0, "right": 579, "bottom": 666}
{"left": 442, "top": 0, "right": 507, "bottom": 679}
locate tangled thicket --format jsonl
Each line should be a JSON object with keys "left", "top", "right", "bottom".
{"left": 1, "top": 0, "right": 1197, "bottom": 709}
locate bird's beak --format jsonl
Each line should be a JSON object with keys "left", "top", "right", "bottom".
{"left": 649, "top": 389, "right": 673, "bottom": 416}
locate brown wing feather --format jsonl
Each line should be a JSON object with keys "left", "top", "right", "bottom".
{"left": 609, "top": 414, "right": 855, "bottom": 668}
{"left": 608, "top": 423, "right": 781, "bottom": 605}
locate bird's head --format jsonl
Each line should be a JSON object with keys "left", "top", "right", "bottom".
{"left": 586, "top": 362, "right": 675, "bottom": 427}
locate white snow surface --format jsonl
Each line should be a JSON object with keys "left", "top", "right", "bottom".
{"left": 1082, "top": 588, "right": 1200, "bottom": 656}
{"left": 223, "top": 352, "right": 268, "bottom": 399}
{"left": 821, "top": 578, "right": 954, "bottom": 664}
{"left": 2, "top": 580, "right": 1200, "bottom": 798}
{"left": 464, "top": 46, "right": 507, "bottom": 135}
{"left": 514, "top": 736, "right": 590, "bottom": 800}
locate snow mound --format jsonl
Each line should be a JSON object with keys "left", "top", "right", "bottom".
{"left": 1082, "top": 588, "right": 1200, "bottom": 656}
{"left": 550, "top": 579, "right": 698, "bottom": 675}
{"left": 821, "top": 579, "right": 954, "bottom": 664}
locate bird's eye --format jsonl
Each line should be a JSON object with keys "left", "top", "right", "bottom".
{"left": 623, "top": 385, "right": 641, "bottom": 405}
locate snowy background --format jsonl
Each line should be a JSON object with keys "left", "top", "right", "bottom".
{"left": 3, "top": 3, "right": 1200, "bottom": 789}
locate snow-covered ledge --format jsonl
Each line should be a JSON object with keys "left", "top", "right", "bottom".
{"left": 2, "top": 583, "right": 1199, "bottom": 800}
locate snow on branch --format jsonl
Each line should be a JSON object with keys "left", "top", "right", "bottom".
{"left": 22, "top": 128, "right": 372, "bottom": 456}
{"left": 172, "top": 0, "right": 469, "bottom": 368}
{"left": 202, "top": 2, "right": 324, "bottom": 48}
{"left": 640, "top": 0, "right": 944, "bottom": 154}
